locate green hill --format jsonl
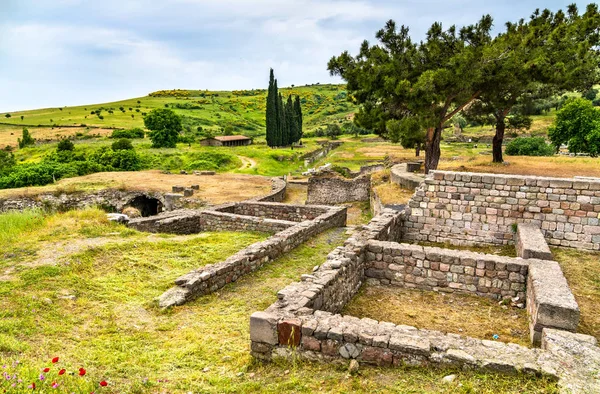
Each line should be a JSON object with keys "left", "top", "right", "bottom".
{"left": 0, "top": 84, "right": 356, "bottom": 141}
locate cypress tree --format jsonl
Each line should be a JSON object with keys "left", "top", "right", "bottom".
{"left": 294, "top": 95, "right": 303, "bottom": 143}
{"left": 286, "top": 95, "right": 295, "bottom": 145}
{"left": 274, "top": 79, "right": 281, "bottom": 146}
{"left": 278, "top": 93, "right": 286, "bottom": 146}
{"left": 265, "top": 69, "right": 277, "bottom": 147}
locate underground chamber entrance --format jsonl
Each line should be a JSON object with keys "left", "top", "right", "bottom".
{"left": 125, "top": 196, "right": 163, "bottom": 217}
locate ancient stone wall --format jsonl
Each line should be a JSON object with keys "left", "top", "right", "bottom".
{"left": 306, "top": 175, "right": 370, "bottom": 205}
{"left": 301, "top": 142, "right": 343, "bottom": 166}
{"left": 198, "top": 211, "right": 296, "bottom": 234}
{"left": 254, "top": 177, "right": 287, "bottom": 203}
{"left": 403, "top": 171, "right": 600, "bottom": 251}
{"left": 0, "top": 189, "right": 169, "bottom": 214}
{"left": 364, "top": 241, "right": 528, "bottom": 301}
{"left": 217, "top": 201, "right": 330, "bottom": 222}
{"left": 157, "top": 204, "right": 348, "bottom": 308}
{"left": 390, "top": 163, "right": 424, "bottom": 190}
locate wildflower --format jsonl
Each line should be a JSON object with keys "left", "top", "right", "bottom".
{"left": 43, "top": 368, "right": 50, "bottom": 373}
{"left": 52, "top": 382, "right": 59, "bottom": 388}
{"left": 58, "top": 369, "right": 66, "bottom": 375}
{"left": 28, "top": 382, "right": 36, "bottom": 389}
{"left": 99, "top": 381, "right": 108, "bottom": 387}
{"left": 39, "top": 374, "right": 45, "bottom": 381}
{"left": 51, "top": 357, "right": 59, "bottom": 364}
{"left": 79, "top": 368, "right": 86, "bottom": 376}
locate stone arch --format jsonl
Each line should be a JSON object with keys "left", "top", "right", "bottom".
{"left": 125, "top": 195, "right": 164, "bottom": 217}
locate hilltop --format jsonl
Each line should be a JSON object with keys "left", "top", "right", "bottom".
{"left": 0, "top": 84, "right": 356, "bottom": 147}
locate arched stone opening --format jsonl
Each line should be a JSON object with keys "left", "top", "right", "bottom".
{"left": 125, "top": 195, "right": 163, "bottom": 217}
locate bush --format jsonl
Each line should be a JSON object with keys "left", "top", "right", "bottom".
{"left": 110, "top": 128, "right": 145, "bottom": 139}
{"left": 548, "top": 98, "right": 600, "bottom": 156}
{"left": 111, "top": 139, "right": 134, "bottom": 151}
{"left": 90, "top": 147, "right": 141, "bottom": 171}
{"left": 505, "top": 137, "right": 555, "bottom": 156}
{"left": 57, "top": 139, "right": 75, "bottom": 152}
{"left": 18, "top": 128, "right": 35, "bottom": 149}
{"left": 0, "top": 150, "right": 15, "bottom": 176}
{"left": 185, "top": 152, "right": 237, "bottom": 171}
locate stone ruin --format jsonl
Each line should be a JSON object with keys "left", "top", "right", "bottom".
{"left": 250, "top": 170, "right": 600, "bottom": 393}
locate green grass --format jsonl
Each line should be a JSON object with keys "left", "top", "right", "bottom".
{"left": 0, "top": 209, "right": 46, "bottom": 248}
{"left": 0, "top": 210, "right": 558, "bottom": 393}
{"left": 0, "top": 84, "right": 355, "bottom": 137}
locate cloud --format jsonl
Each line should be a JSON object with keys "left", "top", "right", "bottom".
{"left": 0, "top": 0, "right": 589, "bottom": 111}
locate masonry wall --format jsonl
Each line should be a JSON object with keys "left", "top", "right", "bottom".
{"left": 158, "top": 205, "right": 348, "bottom": 308}
{"left": 364, "top": 241, "right": 528, "bottom": 301}
{"left": 218, "top": 202, "right": 330, "bottom": 222}
{"left": 403, "top": 171, "right": 600, "bottom": 250}
{"left": 306, "top": 175, "right": 370, "bottom": 205}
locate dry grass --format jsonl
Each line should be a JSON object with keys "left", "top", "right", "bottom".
{"left": 343, "top": 285, "right": 530, "bottom": 347}
{"left": 0, "top": 171, "right": 272, "bottom": 204}
{"left": 418, "top": 241, "right": 517, "bottom": 258}
{"left": 553, "top": 248, "right": 600, "bottom": 341}
{"left": 283, "top": 183, "right": 307, "bottom": 205}
{"left": 438, "top": 155, "right": 600, "bottom": 178}
{"left": 0, "top": 125, "right": 113, "bottom": 147}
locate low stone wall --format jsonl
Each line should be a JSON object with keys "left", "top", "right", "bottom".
{"left": 364, "top": 241, "right": 528, "bottom": 301}
{"left": 306, "top": 175, "right": 370, "bottom": 205}
{"left": 127, "top": 210, "right": 203, "bottom": 234}
{"left": 370, "top": 186, "right": 405, "bottom": 217}
{"left": 527, "top": 260, "right": 580, "bottom": 346}
{"left": 403, "top": 170, "right": 600, "bottom": 250}
{"left": 250, "top": 209, "right": 598, "bottom": 391}
{"left": 198, "top": 211, "right": 296, "bottom": 234}
{"left": 301, "top": 142, "right": 343, "bottom": 166}
{"left": 253, "top": 177, "right": 287, "bottom": 203}
{"left": 157, "top": 205, "right": 348, "bottom": 308}
{"left": 516, "top": 223, "right": 553, "bottom": 260}
{"left": 390, "top": 163, "right": 424, "bottom": 191}
{"left": 218, "top": 201, "right": 330, "bottom": 222}
{"left": 0, "top": 189, "right": 170, "bottom": 213}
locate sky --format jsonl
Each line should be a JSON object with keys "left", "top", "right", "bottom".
{"left": 0, "top": 0, "right": 590, "bottom": 112}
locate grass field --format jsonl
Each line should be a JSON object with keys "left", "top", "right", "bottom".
{"left": 0, "top": 209, "right": 558, "bottom": 393}
{"left": 0, "top": 84, "right": 355, "bottom": 140}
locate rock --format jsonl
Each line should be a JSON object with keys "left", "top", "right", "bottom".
{"left": 339, "top": 343, "right": 360, "bottom": 359}
{"left": 236, "top": 372, "right": 244, "bottom": 377}
{"left": 442, "top": 374, "right": 456, "bottom": 383}
{"left": 202, "top": 367, "right": 210, "bottom": 372}
{"left": 191, "top": 185, "right": 200, "bottom": 190}
{"left": 348, "top": 359, "right": 359, "bottom": 374}
{"left": 172, "top": 185, "right": 185, "bottom": 193}
{"left": 106, "top": 213, "right": 129, "bottom": 224}
{"left": 122, "top": 206, "right": 141, "bottom": 218}
{"left": 180, "top": 170, "right": 188, "bottom": 175}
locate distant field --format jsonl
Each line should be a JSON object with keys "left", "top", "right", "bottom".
{"left": 0, "top": 84, "right": 356, "bottom": 143}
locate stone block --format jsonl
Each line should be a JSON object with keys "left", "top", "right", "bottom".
{"left": 278, "top": 319, "right": 302, "bottom": 347}
{"left": 250, "top": 312, "right": 278, "bottom": 345}
{"left": 516, "top": 223, "right": 553, "bottom": 260}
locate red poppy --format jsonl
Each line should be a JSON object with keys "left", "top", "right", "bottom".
{"left": 58, "top": 369, "right": 66, "bottom": 375}
{"left": 99, "top": 381, "right": 108, "bottom": 387}
{"left": 79, "top": 368, "right": 86, "bottom": 376}
{"left": 43, "top": 368, "right": 50, "bottom": 373}
{"left": 51, "top": 357, "right": 59, "bottom": 363}
{"left": 30, "top": 382, "right": 36, "bottom": 389}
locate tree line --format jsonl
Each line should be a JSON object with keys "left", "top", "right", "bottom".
{"left": 328, "top": 4, "right": 600, "bottom": 172}
{"left": 266, "top": 69, "right": 303, "bottom": 147}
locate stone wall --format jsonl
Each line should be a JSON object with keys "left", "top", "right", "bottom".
{"left": 301, "top": 142, "right": 343, "bottom": 166}
{"left": 390, "top": 163, "right": 424, "bottom": 190}
{"left": 403, "top": 170, "right": 600, "bottom": 251}
{"left": 364, "top": 241, "right": 528, "bottom": 301}
{"left": 198, "top": 211, "right": 296, "bottom": 234}
{"left": 157, "top": 204, "right": 348, "bottom": 307}
{"left": 306, "top": 174, "right": 370, "bottom": 205}
{"left": 0, "top": 189, "right": 170, "bottom": 214}
{"left": 254, "top": 177, "right": 287, "bottom": 203}
{"left": 249, "top": 209, "right": 598, "bottom": 391}
{"left": 217, "top": 201, "right": 330, "bottom": 222}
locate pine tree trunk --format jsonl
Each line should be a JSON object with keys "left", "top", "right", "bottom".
{"left": 424, "top": 126, "right": 442, "bottom": 173}
{"left": 493, "top": 116, "right": 506, "bottom": 163}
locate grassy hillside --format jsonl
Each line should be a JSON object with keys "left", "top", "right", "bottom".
{"left": 0, "top": 84, "right": 356, "bottom": 145}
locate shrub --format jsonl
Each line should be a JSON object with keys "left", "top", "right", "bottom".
{"left": 505, "top": 137, "right": 555, "bottom": 156}
{"left": 0, "top": 150, "right": 15, "bottom": 176}
{"left": 57, "top": 139, "right": 75, "bottom": 152}
{"left": 111, "top": 138, "right": 134, "bottom": 151}
{"left": 18, "top": 128, "right": 35, "bottom": 149}
{"left": 90, "top": 147, "right": 140, "bottom": 171}
{"left": 185, "top": 152, "right": 237, "bottom": 171}
{"left": 111, "top": 128, "right": 145, "bottom": 139}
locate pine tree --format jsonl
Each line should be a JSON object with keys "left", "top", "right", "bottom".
{"left": 266, "top": 69, "right": 277, "bottom": 147}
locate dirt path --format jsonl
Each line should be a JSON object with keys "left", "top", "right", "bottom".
{"left": 238, "top": 156, "right": 257, "bottom": 170}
